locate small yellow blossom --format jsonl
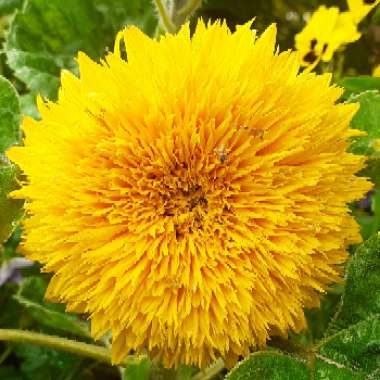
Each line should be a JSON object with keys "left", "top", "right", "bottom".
{"left": 373, "top": 63, "right": 380, "bottom": 76}
{"left": 373, "top": 139, "right": 380, "bottom": 150}
{"left": 296, "top": 6, "right": 360, "bottom": 66}
{"left": 347, "top": 0, "right": 380, "bottom": 23}
{"left": 7, "top": 21, "right": 371, "bottom": 368}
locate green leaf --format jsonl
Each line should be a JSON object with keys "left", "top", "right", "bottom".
{"left": 0, "top": 76, "right": 21, "bottom": 154}
{"left": 228, "top": 318, "right": 380, "bottom": 380}
{"left": 0, "top": 282, "right": 23, "bottom": 328}
{"left": 95, "top": 0, "right": 158, "bottom": 37}
{"left": 228, "top": 236, "right": 380, "bottom": 380}
{"left": 14, "top": 276, "right": 90, "bottom": 338}
{"left": 291, "top": 286, "right": 343, "bottom": 347}
{"left": 0, "top": 161, "right": 23, "bottom": 244}
{"left": 347, "top": 90, "right": 380, "bottom": 185}
{"left": 340, "top": 76, "right": 380, "bottom": 99}
{"left": 328, "top": 234, "right": 380, "bottom": 333}
{"left": 8, "top": 341, "right": 119, "bottom": 380}
{"left": 352, "top": 190, "right": 379, "bottom": 243}
{"left": 5, "top": 0, "right": 111, "bottom": 99}
{"left": 313, "top": 237, "right": 380, "bottom": 378}
{"left": 14, "top": 343, "right": 83, "bottom": 380}
{"left": 226, "top": 351, "right": 308, "bottom": 380}
{"left": 348, "top": 90, "right": 380, "bottom": 157}
{"left": 0, "top": 76, "right": 22, "bottom": 243}
{"left": 123, "top": 358, "right": 151, "bottom": 380}
{"left": 353, "top": 209, "right": 378, "bottom": 240}
{"left": 0, "top": 366, "right": 23, "bottom": 380}
{"left": 13, "top": 344, "right": 119, "bottom": 380}
{"left": 5, "top": 0, "right": 158, "bottom": 102}
{"left": 316, "top": 317, "right": 380, "bottom": 379}
{"left": 146, "top": 364, "right": 196, "bottom": 380}
{"left": 2, "top": 226, "right": 22, "bottom": 260}
{"left": 0, "top": 0, "right": 23, "bottom": 16}
{"left": 20, "top": 92, "right": 39, "bottom": 119}
{"left": 177, "top": 365, "right": 197, "bottom": 380}
{"left": 370, "top": 190, "right": 380, "bottom": 234}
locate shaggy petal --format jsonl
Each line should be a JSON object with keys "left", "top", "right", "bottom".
{"left": 7, "top": 20, "right": 371, "bottom": 368}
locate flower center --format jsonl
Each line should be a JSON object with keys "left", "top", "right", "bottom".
{"left": 162, "top": 184, "right": 209, "bottom": 238}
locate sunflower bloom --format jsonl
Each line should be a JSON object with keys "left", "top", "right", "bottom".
{"left": 295, "top": 6, "right": 360, "bottom": 66}
{"left": 7, "top": 21, "right": 371, "bottom": 368}
{"left": 347, "top": 0, "right": 380, "bottom": 23}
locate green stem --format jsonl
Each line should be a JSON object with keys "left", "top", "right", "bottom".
{"left": 177, "top": 0, "right": 202, "bottom": 17}
{"left": 0, "top": 329, "right": 140, "bottom": 366}
{"left": 0, "top": 329, "right": 111, "bottom": 363}
{"left": 171, "top": 0, "right": 203, "bottom": 30}
{"left": 191, "top": 358, "right": 224, "bottom": 380}
{"left": 0, "top": 346, "right": 12, "bottom": 365}
{"left": 333, "top": 53, "right": 345, "bottom": 82}
{"left": 153, "top": 0, "right": 176, "bottom": 33}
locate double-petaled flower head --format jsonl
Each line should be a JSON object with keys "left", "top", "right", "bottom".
{"left": 7, "top": 21, "right": 371, "bottom": 368}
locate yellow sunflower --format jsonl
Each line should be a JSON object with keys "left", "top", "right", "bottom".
{"left": 295, "top": 6, "right": 360, "bottom": 66}
{"left": 7, "top": 21, "right": 371, "bottom": 368}
{"left": 347, "top": 0, "right": 380, "bottom": 23}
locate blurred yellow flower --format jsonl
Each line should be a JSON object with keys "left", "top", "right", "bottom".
{"left": 373, "top": 63, "right": 380, "bottom": 76}
{"left": 347, "top": 0, "right": 380, "bottom": 23}
{"left": 373, "top": 139, "right": 380, "bottom": 150}
{"left": 7, "top": 20, "right": 371, "bottom": 369}
{"left": 296, "top": 6, "right": 360, "bottom": 66}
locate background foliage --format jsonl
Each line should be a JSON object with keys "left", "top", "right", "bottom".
{"left": 0, "top": 0, "right": 379, "bottom": 379}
